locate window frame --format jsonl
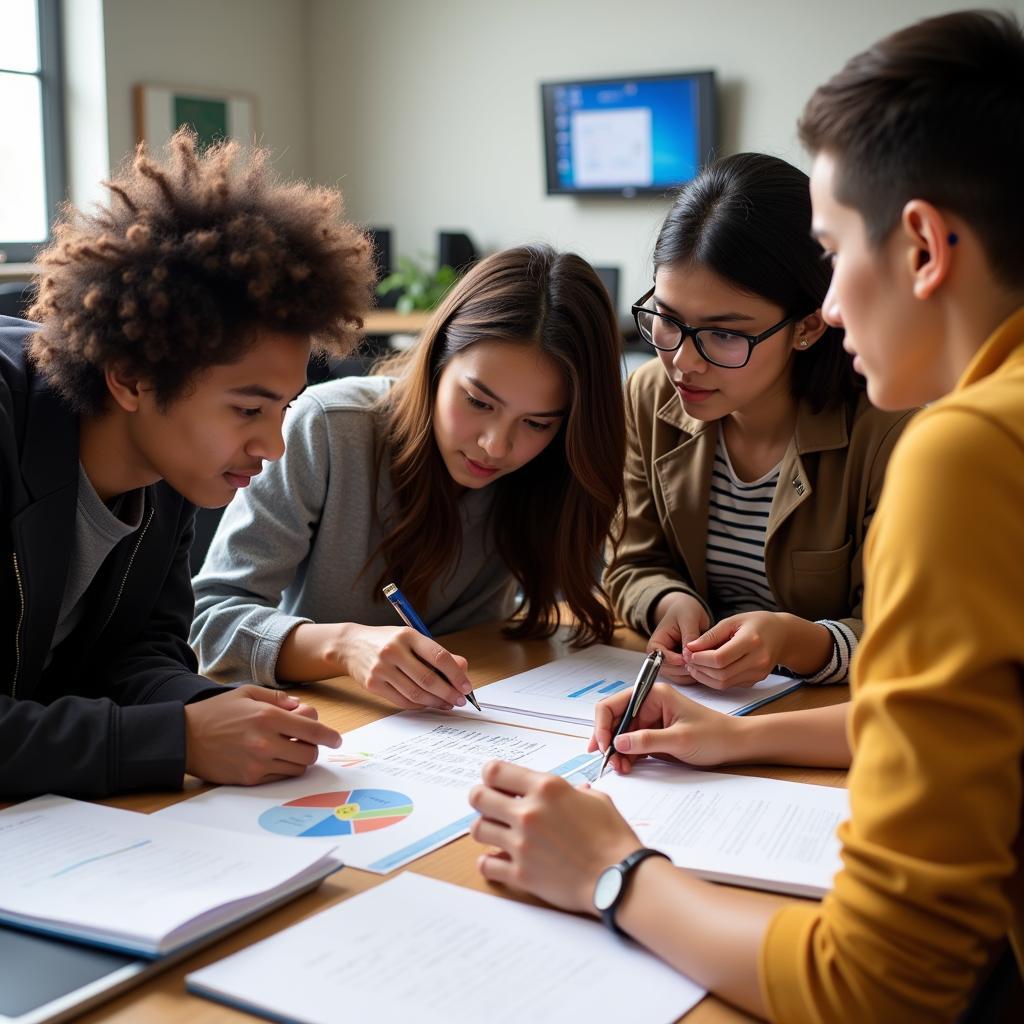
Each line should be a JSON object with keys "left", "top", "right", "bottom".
{"left": 0, "top": 0, "right": 66, "bottom": 264}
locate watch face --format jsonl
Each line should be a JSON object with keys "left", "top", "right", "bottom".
{"left": 593, "top": 866, "right": 624, "bottom": 912}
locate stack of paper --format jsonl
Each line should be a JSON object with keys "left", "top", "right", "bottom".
{"left": 595, "top": 761, "right": 847, "bottom": 898}
{"left": 467, "top": 644, "right": 802, "bottom": 737}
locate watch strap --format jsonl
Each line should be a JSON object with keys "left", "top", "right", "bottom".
{"left": 599, "top": 847, "right": 670, "bottom": 934}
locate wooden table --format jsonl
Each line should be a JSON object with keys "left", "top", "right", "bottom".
{"left": 78, "top": 623, "right": 848, "bottom": 1024}
{"left": 0, "top": 262, "right": 38, "bottom": 283}
{"left": 0, "top": 278, "right": 429, "bottom": 335}
{"left": 362, "top": 310, "right": 431, "bottom": 336}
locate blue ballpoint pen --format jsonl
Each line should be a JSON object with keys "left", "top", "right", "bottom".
{"left": 382, "top": 582, "right": 482, "bottom": 711}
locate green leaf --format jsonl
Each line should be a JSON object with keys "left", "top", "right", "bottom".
{"left": 379, "top": 253, "right": 465, "bottom": 311}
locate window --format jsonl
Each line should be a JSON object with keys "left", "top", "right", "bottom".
{"left": 0, "top": 0, "right": 64, "bottom": 264}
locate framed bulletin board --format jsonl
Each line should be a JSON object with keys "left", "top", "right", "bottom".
{"left": 133, "top": 83, "right": 256, "bottom": 151}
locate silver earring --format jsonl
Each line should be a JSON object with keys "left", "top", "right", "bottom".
{"left": 798, "top": 337, "right": 808, "bottom": 348}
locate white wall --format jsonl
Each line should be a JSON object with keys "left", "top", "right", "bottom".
{"left": 308, "top": 0, "right": 1024, "bottom": 312}
{"left": 79, "top": 0, "right": 1024, "bottom": 313}
{"left": 99, "top": 0, "right": 311, "bottom": 181}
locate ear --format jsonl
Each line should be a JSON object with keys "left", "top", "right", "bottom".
{"left": 791, "top": 310, "right": 828, "bottom": 351}
{"left": 900, "top": 199, "right": 956, "bottom": 300}
{"left": 104, "top": 364, "right": 148, "bottom": 413}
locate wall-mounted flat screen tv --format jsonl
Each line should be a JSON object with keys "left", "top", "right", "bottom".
{"left": 541, "top": 70, "right": 717, "bottom": 197}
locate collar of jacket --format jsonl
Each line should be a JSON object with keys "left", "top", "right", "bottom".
{"left": 9, "top": 376, "right": 80, "bottom": 694}
{"left": 650, "top": 391, "right": 851, "bottom": 597}
{"left": 653, "top": 390, "right": 851, "bottom": 455}
{"left": 21, "top": 373, "right": 80, "bottom": 500}
{"left": 957, "top": 303, "right": 1024, "bottom": 390}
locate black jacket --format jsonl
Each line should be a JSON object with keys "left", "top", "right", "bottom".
{"left": 0, "top": 317, "right": 222, "bottom": 798}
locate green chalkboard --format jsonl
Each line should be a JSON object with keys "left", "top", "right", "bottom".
{"left": 173, "top": 96, "right": 229, "bottom": 150}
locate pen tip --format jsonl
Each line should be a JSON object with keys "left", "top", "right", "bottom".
{"left": 466, "top": 692, "right": 482, "bottom": 712}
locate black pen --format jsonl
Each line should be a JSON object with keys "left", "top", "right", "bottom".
{"left": 598, "top": 650, "right": 664, "bottom": 778}
{"left": 382, "top": 582, "right": 482, "bottom": 711}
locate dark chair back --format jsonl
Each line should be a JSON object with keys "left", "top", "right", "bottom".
{"left": 0, "top": 281, "right": 36, "bottom": 319}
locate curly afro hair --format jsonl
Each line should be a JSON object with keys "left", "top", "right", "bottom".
{"left": 28, "top": 128, "right": 375, "bottom": 414}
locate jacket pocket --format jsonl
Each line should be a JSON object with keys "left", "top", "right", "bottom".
{"left": 790, "top": 539, "right": 852, "bottom": 574}
{"left": 787, "top": 539, "right": 854, "bottom": 622}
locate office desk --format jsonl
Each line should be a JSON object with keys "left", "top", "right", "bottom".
{"left": 79, "top": 623, "right": 848, "bottom": 1024}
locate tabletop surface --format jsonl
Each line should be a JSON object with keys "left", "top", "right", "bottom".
{"left": 61, "top": 622, "right": 848, "bottom": 1024}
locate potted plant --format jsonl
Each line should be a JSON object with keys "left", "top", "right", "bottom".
{"left": 377, "top": 254, "right": 458, "bottom": 314}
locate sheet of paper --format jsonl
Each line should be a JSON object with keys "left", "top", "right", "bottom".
{"left": 0, "top": 796, "right": 338, "bottom": 952}
{"left": 157, "top": 713, "right": 594, "bottom": 874}
{"left": 477, "top": 644, "right": 803, "bottom": 726}
{"left": 595, "top": 761, "right": 848, "bottom": 897}
{"left": 448, "top": 705, "right": 592, "bottom": 738}
{"left": 187, "top": 873, "right": 705, "bottom": 1024}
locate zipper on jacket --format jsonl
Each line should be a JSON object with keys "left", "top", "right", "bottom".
{"left": 11, "top": 552, "right": 25, "bottom": 699}
{"left": 98, "top": 506, "right": 155, "bottom": 637}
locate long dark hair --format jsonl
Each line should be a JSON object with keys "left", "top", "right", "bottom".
{"left": 653, "top": 152, "right": 861, "bottom": 411}
{"left": 372, "top": 244, "right": 626, "bottom": 646}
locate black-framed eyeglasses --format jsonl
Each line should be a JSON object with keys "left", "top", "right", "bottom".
{"left": 631, "top": 287, "right": 799, "bottom": 369}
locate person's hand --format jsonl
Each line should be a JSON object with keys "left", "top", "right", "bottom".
{"left": 337, "top": 624, "right": 473, "bottom": 710}
{"left": 184, "top": 684, "right": 341, "bottom": 785}
{"left": 588, "top": 682, "right": 740, "bottom": 775}
{"left": 649, "top": 592, "right": 711, "bottom": 683}
{"left": 681, "top": 610, "right": 790, "bottom": 689}
{"left": 469, "top": 761, "right": 641, "bottom": 914}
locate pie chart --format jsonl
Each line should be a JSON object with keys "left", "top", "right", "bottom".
{"left": 258, "top": 789, "right": 414, "bottom": 838}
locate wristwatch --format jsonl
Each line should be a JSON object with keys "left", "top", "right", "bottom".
{"left": 593, "top": 847, "right": 670, "bottom": 934}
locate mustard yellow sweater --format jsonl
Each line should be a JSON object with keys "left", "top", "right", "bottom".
{"left": 760, "top": 308, "right": 1024, "bottom": 1022}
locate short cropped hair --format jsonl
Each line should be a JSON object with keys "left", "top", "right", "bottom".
{"left": 28, "top": 128, "right": 375, "bottom": 414}
{"left": 799, "top": 9, "right": 1024, "bottom": 287}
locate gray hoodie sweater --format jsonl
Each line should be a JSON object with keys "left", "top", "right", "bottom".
{"left": 190, "top": 376, "right": 517, "bottom": 685}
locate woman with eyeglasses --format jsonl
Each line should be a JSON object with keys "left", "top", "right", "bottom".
{"left": 605, "top": 152, "right": 915, "bottom": 696}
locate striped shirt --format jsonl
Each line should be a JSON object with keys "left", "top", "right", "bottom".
{"left": 706, "top": 433, "right": 856, "bottom": 684}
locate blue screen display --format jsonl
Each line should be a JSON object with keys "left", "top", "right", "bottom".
{"left": 547, "top": 77, "right": 704, "bottom": 193}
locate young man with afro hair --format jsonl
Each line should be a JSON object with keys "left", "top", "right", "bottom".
{"left": 1, "top": 129, "right": 375, "bottom": 798}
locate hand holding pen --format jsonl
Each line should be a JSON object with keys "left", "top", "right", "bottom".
{"left": 383, "top": 583, "right": 482, "bottom": 711}
{"left": 589, "top": 656, "right": 743, "bottom": 775}
{"left": 593, "top": 650, "right": 664, "bottom": 778}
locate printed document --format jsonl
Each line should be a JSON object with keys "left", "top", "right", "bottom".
{"left": 473, "top": 644, "right": 802, "bottom": 728}
{"left": 187, "top": 873, "right": 705, "bottom": 1024}
{"left": 595, "top": 760, "right": 848, "bottom": 897}
{"left": 157, "top": 713, "right": 592, "bottom": 874}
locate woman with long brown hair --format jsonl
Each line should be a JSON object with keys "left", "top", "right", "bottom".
{"left": 191, "top": 244, "right": 626, "bottom": 709}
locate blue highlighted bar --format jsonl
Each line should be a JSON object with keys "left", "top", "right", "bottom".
{"left": 598, "top": 679, "right": 630, "bottom": 695}
{"left": 367, "top": 812, "right": 478, "bottom": 873}
{"left": 549, "top": 753, "right": 603, "bottom": 783}
{"left": 567, "top": 679, "right": 604, "bottom": 699}
{"left": 51, "top": 839, "right": 151, "bottom": 878}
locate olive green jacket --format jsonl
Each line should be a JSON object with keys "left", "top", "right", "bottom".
{"left": 605, "top": 357, "right": 915, "bottom": 639}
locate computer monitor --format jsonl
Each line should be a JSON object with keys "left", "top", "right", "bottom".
{"left": 593, "top": 266, "right": 620, "bottom": 313}
{"left": 541, "top": 70, "right": 717, "bottom": 198}
{"left": 437, "top": 231, "right": 478, "bottom": 274}
{"left": 366, "top": 226, "right": 400, "bottom": 309}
